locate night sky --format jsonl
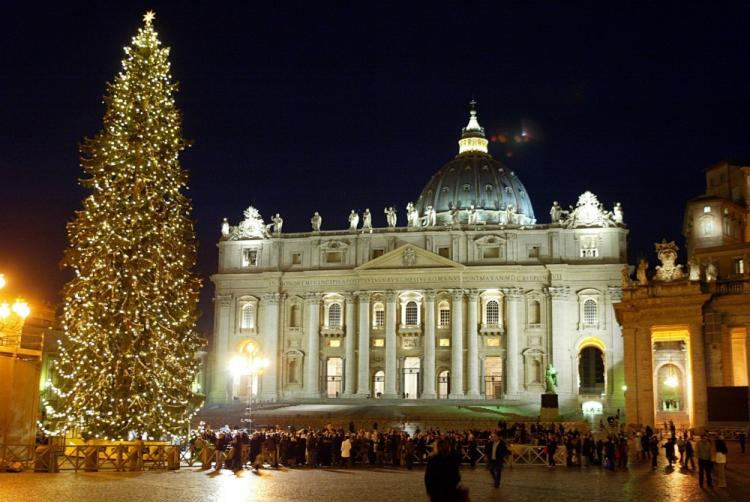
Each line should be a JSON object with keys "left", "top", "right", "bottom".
{"left": 2, "top": 2, "right": 749, "bottom": 334}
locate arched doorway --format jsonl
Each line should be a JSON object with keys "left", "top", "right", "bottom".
{"left": 578, "top": 346, "right": 605, "bottom": 395}
{"left": 403, "top": 357, "right": 421, "bottom": 399}
{"left": 326, "top": 357, "right": 343, "bottom": 398}
{"left": 230, "top": 341, "right": 261, "bottom": 400}
{"left": 657, "top": 364, "right": 684, "bottom": 412}
{"left": 373, "top": 370, "right": 385, "bottom": 398}
{"left": 438, "top": 370, "right": 450, "bottom": 399}
{"left": 484, "top": 357, "right": 503, "bottom": 399}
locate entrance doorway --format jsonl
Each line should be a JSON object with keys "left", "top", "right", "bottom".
{"left": 373, "top": 370, "right": 385, "bottom": 398}
{"left": 484, "top": 357, "right": 503, "bottom": 399}
{"left": 578, "top": 346, "right": 605, "bottom": 395}
{"left": 438, "top": 370, "right": 450, "bottom": 399}
{"left": 403, "top": 357, "right": 421, "bottom": 399}
{"left": 326, "top": 357, "right": 343, "bottom": 397}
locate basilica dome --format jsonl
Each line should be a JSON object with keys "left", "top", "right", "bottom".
{"left": 415, "top": 106, "right": 536, "bottom": 225}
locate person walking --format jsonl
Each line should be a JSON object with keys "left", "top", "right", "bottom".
{"left": 714, "top": 436, "right": 728, "bottom": 488}
{"left": 663, "top": 436, "right": 676, "bottom": 468}
{"left": 684, "top": 437, "right": 695, "bottom": 470}
{"left": 425, "top": 438, "right": 463, "bottom": 502}
{"left": 649, "top": 434, "right": 659, "bottom": 470}
{"left": 696, "top": 435, "right": 713, "bottom": 488}
{"left": 341, "top": 434, "right": 352, "bottom": 468}
{"left": 485, "top": 431, "right": 509, "bottom": 488}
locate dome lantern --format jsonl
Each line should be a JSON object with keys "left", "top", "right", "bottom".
{"left": 458, "top": 100, "right": 489, "bottom": 155}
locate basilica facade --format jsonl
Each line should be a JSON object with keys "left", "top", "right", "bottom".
{"left": 208, "top": 108, "right": 629, "bottom": 414}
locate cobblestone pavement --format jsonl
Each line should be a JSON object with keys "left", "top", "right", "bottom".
{"left": 1, "top": 459, "right": 748, "bottom": 502}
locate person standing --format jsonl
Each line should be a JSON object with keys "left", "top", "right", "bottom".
{"left": 663, "top": 436, "right": 676, "bottom": 468}
{"left": 341, "top": 434, "right": 352, "bottom": 468}
{"left": 739, "top": 431, "right": 746, "bottom": 454}
{"left": 714, "top": 436, "right": 728, "bottom": 488}
{"left": 696, "top": 435, "right": 713, "bottom": 488}
{"left": 425, "top": 438, "right": 462, "bottom": 502}
{"left": 485, "top": 431, "right": 509, "bottom": 488}
{"left": 684, "top": 437, "right": 695, "bottom": 470}
{"left": 649, "top": 434, "right": 659, "bottom": 470}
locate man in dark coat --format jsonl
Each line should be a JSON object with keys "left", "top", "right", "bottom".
{"left": 425, "top": 438, "right": 462, "bottom": 502}
{"left": 485, "top": 431, "right": 509, "bottom": 488}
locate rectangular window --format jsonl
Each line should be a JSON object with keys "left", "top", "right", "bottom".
{"left": 328, "top": 339, "right": 341, "bottom": 348}
{"left": 528, "top": 246, "right": 540, "bottom": 258}
{"left": 438, "top": 247, "right": 450, "bottom": 259}
{"left": 483, "top": 246, "right": 500, "bottom": 259}
{"left": 439, "top": 308, "right": 451, "bottom": 327}
{"left": 439, "top": 338, "right": 451, "bottom": 347}
{"left": 242, "top": 248, "right": 258, "bottom": 267}
{"left": 374, "top": 309, "right": 385, "bottom": 328}
{"left": 486, "top": 338, "right": 500, "bottom": 347}
{"left": 292, "top": 252, "right": 302, "bottom": 265}
{"left": 371, "top": 249, "right": 385, "bottom": 259}
{"left": 733, "top": 258, "right": 745, "bottom": 275}
{"left": 373, "top": 339, "right": 385, "bottom": 347}
{"left": 325, "top": 251, "right": 343, "bottom": 263}
{"left": 704, "top": 205, "right": 711, "bottom": 213}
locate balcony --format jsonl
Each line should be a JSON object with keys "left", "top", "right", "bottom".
{"left": 0, "top": 332, "right": 44, "bottom": 359}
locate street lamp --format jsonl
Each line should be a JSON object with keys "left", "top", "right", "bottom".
{"left": 229, "top": 345, "right": 269, "bottom": 430}
{"left": 0, "top": 274, "right": 31, "bottom": 340}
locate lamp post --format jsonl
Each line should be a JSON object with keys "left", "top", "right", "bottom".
{"left": 229, "top": 344, "right": 269, "bottom": 430}
{"left": 0, "top": 274, "right": 31, "bottom": 348}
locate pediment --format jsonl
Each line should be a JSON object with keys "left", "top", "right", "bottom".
{"left": 356, "top": 244, "right": 464, "bottom": 271}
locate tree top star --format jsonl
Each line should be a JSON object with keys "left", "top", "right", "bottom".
{"left": 143, "top": 11, "right": 156, "bottom": 26}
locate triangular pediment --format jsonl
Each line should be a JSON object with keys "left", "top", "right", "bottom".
{"left": 356, "top": 244, "right": 464, "bottom": 271}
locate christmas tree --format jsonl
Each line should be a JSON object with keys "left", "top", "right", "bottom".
{"left": 47, "top": 12, "right": 203, "bottom": 440}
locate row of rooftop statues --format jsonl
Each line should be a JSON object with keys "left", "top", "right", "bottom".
{"left": 221, "top": 191, "right": 626, "bottom": 239}
{"left": 622, "top": 239, "right": 719, "bottom": 288}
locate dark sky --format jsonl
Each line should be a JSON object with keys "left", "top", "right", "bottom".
{"left": 2, "top": 2, "right": 749, "bottom": 334}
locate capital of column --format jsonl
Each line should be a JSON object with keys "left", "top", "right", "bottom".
{"left": 546, "top": 286, "right": 571, "bottom": 300}
{"left": 215, "top": 293, "right": 233, "bottom": 307}
{"left": 502, "top": 287, "right": 523, "bottom": 299}
{"left": 385, "top": 290, "right": 398, "bottom": 302}
{"left": 342, "top": 292, "right": 355, "bottom": 302}
{"left": 466, "top": 288, "right": 479, "bottom": 302}
{"left": 424, "top": 289, "right": 437, "bottom": 302}
{"left": 450, "top": 288, "right": 465, "bottom": 301}
{"left": 608, "top": 286, "right": 623, "bottom": 302}
{"left": 304, "top": 292, "right": 322, "bottom": 305}
{"left": 261, "top": 292, "right": 284, "bottom": 305}
{"left": 355, "top": 291, "right": 371, "bottom": 303}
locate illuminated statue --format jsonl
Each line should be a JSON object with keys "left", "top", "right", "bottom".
{"left": 450, "top": 205, "right": 460, "bottom": 226}
{"left": 549, "top": 201, "right": 562, "bottom": 223}
{"left": 654, "top": 239, "right": 684, "bottom": 281}
{"left": 544, "top": 365, "right": 558, "bottom": 394}
{"left": 362, "top": 208, "right": 372, "bottom": 233}
{"left": 688, "top": 257, "right": 700, "bottom": 281}
{"left": 636, "top": 258, "right": 649, "bottom": 285}
{"left": 384, "top": 206, "right": 397, "bottom": 228}
{"left": 348, "top": 210, "right": 360, "bottom": 231}
{"left": 271, "top": 213, "right": 283, "bottom": 235}
{"left": 505, "top": 204, "right": 516, "bottom": 225}
{"left": 705, "top": 258, "right": 718, "bottom": 282}
{"left": 406, "top": 202, "right": 420, "bottom": 228}
{"left": 621, "top": 265, "right": 631, "bottom": 289}
{"left": 423, "top": 205, "right": 436, "bottom": 227}
{"left": 310, "top": 211, "right": 322, "bottom": 232}
{"left": 613, "top": 202, "right": 624, "bottom": 224}
{"left": 468, "top": 204, "right": 478, "bottom": 225}
{"left": 221, "top": 217, "right": 230, "bottom": 238}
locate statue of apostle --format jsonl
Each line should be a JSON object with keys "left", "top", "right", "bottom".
{"left": 311, "top": 211, "right": 322, "bottom": 232}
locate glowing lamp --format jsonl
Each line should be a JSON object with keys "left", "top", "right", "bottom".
{"left": 228, "top": 356, "right": 248, "bottom": 377}
{"left": 664, "top": 375, "right": 679, "bottom": 388}
{"left": 0, "top": 303, "right": 9, "bottom": 319}
{"left": 0, "top": 274, "right": 6, "bottom": 289}
{"left": 12, "top": 299, "right": 30, "bottom": 318}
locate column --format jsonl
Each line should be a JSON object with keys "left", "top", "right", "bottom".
{"left": 689, "top": 322, "right": 709, "bottom": 429}
{"left": 356, "top": 292, "right": 371, "bottom": 397}
{"left": 505, "top": 288, "right": 522, "bottom": 399}
{"left": 421, "top": 290, "right": 437, "bottom": 399}
{"left": 549, "top": 286, "right": 574, "bottom": 400}
{"left": 208, "top": 294, "right": 232, "bottom": 405}
{"left": 449, "top": 289, "right": 465, "bottom": 398}
{"left": 303, "top": 293, "right": 321, "bottom": 398}
{"left": 343, "top": 293, "right": 356, "bottom": 397}
{"left": 260, "top": 293, "right": 281, "bottom": 402}
{"left": 466, "top": 290, "right": 480, "bottom": 398}
{"left": 384, "top": 290, "right": 398, "bottom": 398}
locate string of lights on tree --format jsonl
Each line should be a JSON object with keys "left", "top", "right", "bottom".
{"left": 41, "top": 11, "right": 204, "bottom": 441}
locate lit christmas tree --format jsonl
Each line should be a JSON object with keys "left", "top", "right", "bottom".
{"left": 47, "top": 12, "right": 203, "bottom": 440}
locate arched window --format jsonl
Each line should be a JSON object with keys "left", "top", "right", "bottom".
{"left": 583, "top": 299, "right": 597, "bottom": 326}
{"left": 486, "top": 299, "right": 500, "bottom": 325}
{"left": 528, "top": 300, "right": 540, "bottom": 325}
{"left": 290, "top": 305, "right": 301, "bottom": 328}
{"left": 405, "top": 301, "right": 418, "bottom": 325}
{"left": 288, "top": 359, "right": 298, "bottom": 383}
{"left": 328, "top": 303, "right": 342, "bottom": 328}
{"left": 438, "top": 301, "right": 451, "bottom": 328}
{"left": 373, "top": 303, "right": 385, "bottom": 329}
{"left": 241, "top": 303, "right": 255, "bottom": 329}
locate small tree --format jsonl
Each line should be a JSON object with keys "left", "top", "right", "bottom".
{"left": 49, "top": 12, "right": 203, "bottom": 440}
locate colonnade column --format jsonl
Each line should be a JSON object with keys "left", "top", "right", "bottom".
{"left": 343, "top": 293, "right": 356, "bottom": 397}
{"left": 303, "top": 292, "right": 321, "bottom": 398}
{"left": 466, "top": 290, "right": 480, "bottom": 398}
{"left": 504, "top": 288, "right": 522, "bottom": 399}
{"left": 260, "top": 293, "right": 281, "bottom": 402}
{"left": 356, "top": 292, "right": 371, "bottom": 397}
{"left": 421, "top": 290, "right": 437, "bottom": 399}
{"left": 449, "top": 289, "right": 465, "bottom": 398}
{"left": 208, "top": 294, "right": 232, "bottom": 405}
{"left": 384, "top": 290, "right": 398, "bottom": 398}
{"left": 549, "top": 286, "right": 574, "bottom": 399}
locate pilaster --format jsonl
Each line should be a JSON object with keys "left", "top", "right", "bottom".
{"left": 208, "top": 293, "right": 232, "bottom": 405}
{"left": 449, "top": 289, "right": 465, "bottom": 398}
{"left": 303, "top": 292, "right": 321, "bottom": 398}
{"left": 466, "top": 289, "right": 480, "bottom": 398}
{"left": 422, "top": 290, "right": 437, "bottom": 399}
{"left": 503, "top": 287, "right": 523, "bottom": 399}
{"left": 343, "top": 293, "right": 356, "bottom": 397}
{"left": 384, "top": 290, "right": 398, "bottom": 398}
{"left": 356, "top": 291, "right": 371, "bottom": 397}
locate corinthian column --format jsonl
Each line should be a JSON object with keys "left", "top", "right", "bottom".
{"left": 303, "top": 293, "right": 321, "bottom": 398}
{"left": 421, "top": 290, "right": 437, "bottom": 399}
{"left": 343, "top": 293, "right": 356, "bottom": 397}
{"left": 208, "top": 293, "right": 232, "bottom": 405}
{"left": 449, "top": 289, "right": 465, "bottom": 398}
{"left": 260, "top": 293, "right": 282, "bottom": 402}
{"left": 466, "top": 290, "right": 480, "bottom": 398}
{"left": 548, "top": 286, "right": 573, "bottom": 399}
{"left": 356, "top": 292, "right": 371, "bottom": 396}
{"left": 504, "top": 288, "right": 523, "bottom": 399}
{"left": 384, "top": 290, "right": 398, "bottom": 398}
